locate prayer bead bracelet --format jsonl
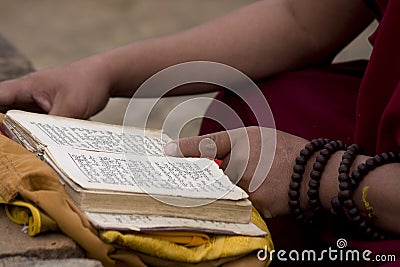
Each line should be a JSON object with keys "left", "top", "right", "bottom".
{"left": 307, "top": 140, "right": 346, "bottom": 218}
{"left": 332, "top": 150, "right": 399, "bottom": 240}
{"left": 290, "top": 139, "right": 397, "bottom": 240}
{"left": 288, "top": 138, "right": 330, "bottom": 222}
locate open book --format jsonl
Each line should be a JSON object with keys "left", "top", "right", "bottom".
{"left": 2, "top": 110, "right": 252, "bottom": 224}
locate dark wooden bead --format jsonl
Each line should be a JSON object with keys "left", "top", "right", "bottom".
{"left": 373, "top": 154, "right": 383, "bottom": 166}
{"left": 331, "top": 196, "right": 341, "bottom": 208}
{"left": 288, "top": 190, "right": 300, "bottom": 200}
{"left": 316, "top": 154, "right": 328, "bottom": 164}
{"left": 310, "top": 170, "right": 321, "bottom": 180}
{"left": 351, "top": 170, "right": 362, "bottom": 181}
{"left": 336, "top": 140, "right": 345, "bottom": 149}
{"left": 342, "top": 153, "right": 354, "bottom": 160}
{"left": 338, "top": 164, "right": 349, "bottom": 173}
{"left": 338, "top": 190, "right": 351, "bottom": 200}
{"left": 381, "top": 152, "right": 390, "bottom": 162}
{"left": 350, "top": 178, "right": 358, "bottom": 189}
{"left": 295, "top": 155, "right": 306, "bottom": 165}
{"left": 291, "top": 173, "right": 302, "bottom": 182}
{"left": 343, "top": 199, "right": 354, "bottom": 209}
{"left": 331, "top": 197, "right": 342, "bottom": 214}
{"left": 325, "top": 143, "right": 335, "bottom": 152}
{"left": 365, "top": 158, "right": 376, "bottom": 170}
{"left": 341, "top": 158, "right": 351, "bottom": 166}
{"left": 307, "top": 189, "right": 319, "bottom": 198}
{"left": 293, "top": 164, "right": 305, "bottom": 174}
{"left": 346, "top": 149, "right": 356, "bottom": 157}
{"left": 339, "top": 181, "right": 351, "bottom": 190}
{"left": 311, "top": 139, "right": 320, "bottom": 146}
{"left": 321, "top": 149, "right": 330, "bottom": 157}
{"left": 348, "top": 144, "right": 359, "bottom": 152}
{"left": 388, "top": 152, "right": 397, "bottom": 160}
{"left": 290, "top": 181, "right": 301, "bottom": 190}
{"left": 300, "top": 148, "right": 311, "bottom": 158}
{"left": 348, "top": 207, "right": 358, "bottom": 217}
{"left": 308, "top": 178, "right": 319, "bottom": 188}
{"left": 305, "top": 143, "right": 315, "bottom": 151}
{"left": 338, "top": 173, "right": 349, "bottom": 182}
{"left": 309, "top": 198, "right": 320, "bottom": 207}
{"left": 313, "top": 161, "right": 324, "bottom": 172}
{"left": 316, "top": 138, "right": 326, "bottom": 144}
{"left": 289, "top": 199, "right": 300, "bottom": 208}
{"left": 293, "top": 207, "right": 302, "bottom": 216}
{"left": 357, "top": 163, "right": 368, "bottom": 175}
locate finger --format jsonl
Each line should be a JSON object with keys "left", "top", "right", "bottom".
{"left": 0, "top": 79, "right": 21, "bottom": 106}
{"left": 0, "top": 77, "right": 51, "bottom": 113}
{"left": 164, "top": 130, "right": 232, "bottom": 159}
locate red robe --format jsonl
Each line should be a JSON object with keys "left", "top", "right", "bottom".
{"left": 200, "top": 0, "right": 400, "bottom": 266}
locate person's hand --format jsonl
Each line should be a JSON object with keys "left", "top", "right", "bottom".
{"left": 0, "top": 55, "right": 112, "bottom": 118}
{"left": 164, "top": 126, "right": 309, "bottom": 218}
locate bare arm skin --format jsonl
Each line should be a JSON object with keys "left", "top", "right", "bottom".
{"left": 104, "top": 0, "right": 374, "bottom": 96}
{"left": 0, "top": 0, "right": 373, "bottom": 118}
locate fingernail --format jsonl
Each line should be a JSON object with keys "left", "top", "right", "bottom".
{"left": 164, "top": 142, "right": 178, "bottom": 156}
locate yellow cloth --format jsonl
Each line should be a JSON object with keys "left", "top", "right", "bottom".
{"left": 0, "top": 194, "right": 209, "bottom": 246}
{"left": 1, "top": 194, "right": 272, "bottom": 264}
{"left": 0, "top": 195, "right": 58, "bottom": 236}
{"left": 0, "top": 115, "right": 273, "bottom": 267}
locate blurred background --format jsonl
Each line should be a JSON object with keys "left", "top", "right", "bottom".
{"left": 0, "top": 0, "right": 377, "bottom": 137}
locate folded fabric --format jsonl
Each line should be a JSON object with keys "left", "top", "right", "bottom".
{"left": 0, "top": 195, "right": 58, "bottom": 236}
{"left": 100, "top": 208, "right": 271, "bottom": 263}
{"left": 0, "top": 114, "right": 273, "bottom": 267}
{"left": 0, "top": 194, "right": 271, "bottom": 264}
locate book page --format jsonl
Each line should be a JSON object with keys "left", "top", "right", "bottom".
{"left": 6, "top": 110, "right": 170, "bottom": 155}
{"left": 84, "top": 211, "right": 266, "bottom": 236}
{"left": 46, "top": 146, "right": 247, "bottom": 200}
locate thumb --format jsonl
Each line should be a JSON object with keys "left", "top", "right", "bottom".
{"left": 164, "top": 131, "right": 232, "bottom": 159}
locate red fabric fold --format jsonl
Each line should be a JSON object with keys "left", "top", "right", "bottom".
{"left": 355, "top": 0, "right": 400, "bottom": 154}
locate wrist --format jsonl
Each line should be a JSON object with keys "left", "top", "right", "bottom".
{"left": 71, "top": 54, "right": 114, "bottom": 97}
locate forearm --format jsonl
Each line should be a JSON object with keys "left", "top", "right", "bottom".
{"left": 93, "top": 0, "right": 372, "bottom": 97}
{"left": 317, "top": 152, "right": 400, "bottom": 235}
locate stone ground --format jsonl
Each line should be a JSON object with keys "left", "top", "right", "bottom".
{"left": 0, "top": 1, "right": 378, "bottom": 266}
